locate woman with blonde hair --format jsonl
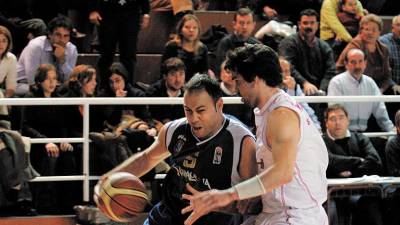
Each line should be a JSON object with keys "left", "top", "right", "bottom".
{"left": 162, "top": 14, "right": 208, "bottom": 81}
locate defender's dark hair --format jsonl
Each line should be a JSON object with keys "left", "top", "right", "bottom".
{"left": 299, "top": 9, "right": 319, "bottom": 21}
{"left": 184, "top": 74, "right": 222, "bottom": 104}
{"left": 161, "top": 57, "right": 186, "bottom": 76}
{"left": 47, "top": 16, "right": 73, "bottom": 34}
{"left": 225, "top": 43, "right": 282, "bottom": 86}
{"left": 324, "top": 104, "right": 349, "bottom": 120}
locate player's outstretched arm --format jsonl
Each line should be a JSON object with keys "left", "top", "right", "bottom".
{"left": 100, "top": 124, "right": 171, "bottom": 180}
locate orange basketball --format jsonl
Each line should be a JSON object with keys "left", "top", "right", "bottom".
{"left": 94, "top": 172, "right": 149, "bottom": 222}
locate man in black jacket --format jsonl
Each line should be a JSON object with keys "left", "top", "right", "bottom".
{"left": 323, "top": 104, "right": 383, "bottom": 225}
{"left": 146, "top": 57, "right": 185, "bottom": 124}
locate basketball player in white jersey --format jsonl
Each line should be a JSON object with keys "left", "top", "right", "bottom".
{"left": 182, "top": 44, "right": 329, "bottom": 225}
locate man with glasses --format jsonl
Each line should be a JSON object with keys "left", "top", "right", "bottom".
{"left": 323, "top": 104, "right": 383, "bottom": 225}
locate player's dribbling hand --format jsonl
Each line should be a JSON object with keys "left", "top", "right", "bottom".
{"left": 181, "top": 183, "right": 237, "bottom": 225}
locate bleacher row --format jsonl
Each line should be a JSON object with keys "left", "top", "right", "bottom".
{"left": 77, "top": 11, "right": 394, "bottom": 85}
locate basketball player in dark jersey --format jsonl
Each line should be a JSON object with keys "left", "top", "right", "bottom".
{"left": 96, "top": 74, "right": 257, "bottom": 225}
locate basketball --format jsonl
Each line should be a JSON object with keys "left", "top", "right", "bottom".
{"left": 94, "top": 172, "right": 149, "bottom": 222}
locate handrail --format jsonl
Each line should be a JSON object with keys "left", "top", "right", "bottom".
{"left": 1, "top": 95, "right": 398, "bottom": 202}
{"left": 1, "top": 95, "right": 400, "bottom": 106}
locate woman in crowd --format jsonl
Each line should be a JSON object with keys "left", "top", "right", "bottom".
{"left": 0, "top": 25, "right": 17, "bottom": 98}
{"left": 336, "top": 14, "right": 393, "bottom": 93}
{"left": 22, "top": 64, "right": 75, "bottom": 214}
{"left": 98, "top": 62, "right": 153, "bottom": 131}
{"left": 162, "top": 14, "right": 209, "bottom": 81}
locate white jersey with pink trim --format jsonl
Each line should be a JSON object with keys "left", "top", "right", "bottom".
{"left": 254, "top": 90, "right": 328, "bottom": 213}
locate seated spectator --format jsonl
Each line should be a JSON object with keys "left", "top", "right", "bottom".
{"left": 320, "top": 0, "right": 365, "bottom": 58}
{"left": 0, "top": 26, "right": 17, "bottom": 98}
{"left": 328, "top": 48, "right": 394, "bottom": 132}
{"left": 16, "top": 16, "right": 78, "bottom": 95}
{"left": 219, "top": 60, "right": 254, "bottom": 129}
{"left": 98, "top": 62, "right": 152, "bottom": 130}
{"left": 323, "top": 104, "right": 383, "bottom": 225}
{"left": 279, "top": 57, "right": 322, "bottom": 131}
{"left": 385, "top": 110, "right": 400, "bottom": 176}
{"left": 22, "top": 64, "right": 76, "bottom": 214}
{"left": 215, "top": 8, "right": 260, "bottom": 76}
{"left": 379, "top": 15, "right": 400, "bottom": 121}
{"left": 336, "top": 14, "right": 393, "bottom": 93}
{"left": 384, "top": 110, "right": 400, "bottom": 225}
{"left": 278, "top": 9, "right": 336, "bottom": 95}
{"left": 379, "top": 15, "right": 400, "bottom": 92}
{"left": 162, "top": 14, "right": 208, "bottom": 81}
{"left": 337, "top": 0, "right": 362, "bottom": 40}
{"left": 146, "top": 57, "right": 185, "bottom": 124}
{"left": 64, "top": 64, "right": 98, "bottom": 136}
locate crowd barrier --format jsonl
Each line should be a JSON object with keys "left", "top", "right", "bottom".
{"left": 0, "top": 95, "right": 399, "bottom": 202}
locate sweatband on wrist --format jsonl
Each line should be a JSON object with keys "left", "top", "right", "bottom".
{"left": 233, "top": 175, "right": 266, "bottom": 200}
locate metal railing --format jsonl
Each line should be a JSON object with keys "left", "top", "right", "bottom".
{"left": 0, "top": 95, "right": 399, "bottom": 202}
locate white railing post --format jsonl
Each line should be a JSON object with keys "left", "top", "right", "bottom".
{"left": 83, "top": 103, "right": 90, "bottom": 202}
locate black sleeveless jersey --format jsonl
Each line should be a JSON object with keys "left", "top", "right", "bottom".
{"left": 162, "top": 116, "right": 254, "bottom": 224}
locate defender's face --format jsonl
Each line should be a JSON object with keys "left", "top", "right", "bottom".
{"left": 235, "top": 74, "right": 258, "bottom": 108}
{"left": 183, "top": 90, "right": 223, "bottom": 140}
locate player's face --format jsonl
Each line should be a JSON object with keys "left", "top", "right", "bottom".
{"left": 325, "top": 109, "right": 350, "bottom": 139}
{"left": 183, "top": 90, "right": 223, "bottom": 140}
{"left": 235, "top": 74, "right": 258, "bottom": 108}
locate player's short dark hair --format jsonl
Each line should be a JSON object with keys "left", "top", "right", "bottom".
{"left": 184, "top": 74, "right": 222, "bottom": 104}
{"left": 47, "top": 16, "right": 73, "bottom": 34}
{"left": 325, "top": 104, "right": 349, "bottom": 120}
{"left": 225, "top": 43, "right": 282, "bottom": 86}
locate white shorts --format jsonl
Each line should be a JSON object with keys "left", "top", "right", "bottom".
{"left": 242, "top": 205, "right": 328, "bottom": 225}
